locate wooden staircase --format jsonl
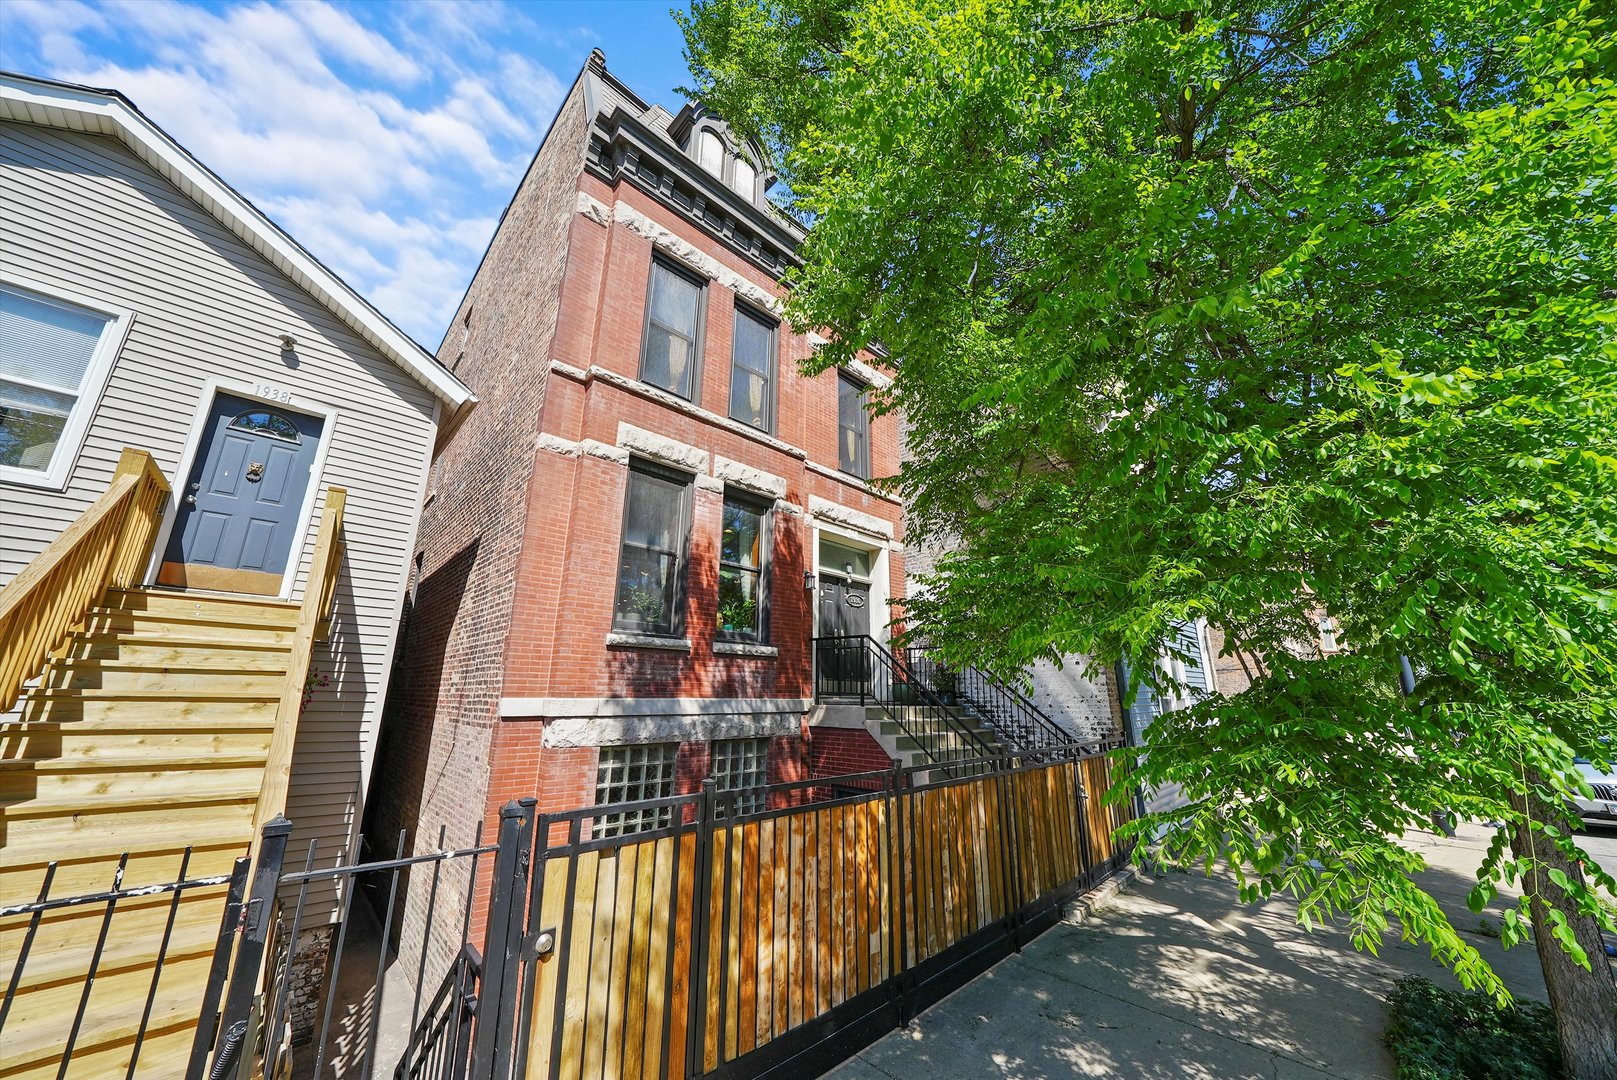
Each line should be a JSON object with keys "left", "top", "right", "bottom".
{"left": 0, "top": 450, "right": 346, "bottom": 1079}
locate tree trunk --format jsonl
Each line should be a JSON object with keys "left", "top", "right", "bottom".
{"left": 1508, "top": 779, "right": 1617, "bottom": 1080}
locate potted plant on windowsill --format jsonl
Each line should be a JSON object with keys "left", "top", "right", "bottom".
{"left": 621, "top": 585, "right": 665, "bottom": 633}
{"left": 717, "top": 596, "right": 758, "bottom": 637}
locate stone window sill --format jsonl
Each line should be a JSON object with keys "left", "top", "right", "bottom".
{"left": 605, "top": 632, "right": 692, "bottom": 652}
{"left": 712, "top": 641, "right": 779, "bottom": 658}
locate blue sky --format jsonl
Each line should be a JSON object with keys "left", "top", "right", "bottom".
{"left": 0, "top": 0, "right": 696, "bottom": 347}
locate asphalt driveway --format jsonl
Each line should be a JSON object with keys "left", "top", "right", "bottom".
{"left": 827, "top": 823, "right": 1617, "bottom": 1080}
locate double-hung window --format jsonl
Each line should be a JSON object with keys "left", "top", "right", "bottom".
{"left": 613, "top": 462, "right": 692, "bottom": 637}
{"left": 593, "top": 743, "right": 678, "bottom": 838}
{"left": 640, "top": 259, "right": 705, "bottom": 400}
{"left": 837, "top": 371, "right": 870, "bottom": 479}
{"left": 0, "top": 284, "right": 127, "bottom": 488}
{"left": 717, "top": 492, "right": 769, "bottom": 641}
{"left": 728, "top": 307, "right": 775, "bottom": 432}
{"left": 712, "top": 738, "right": 769, "bottom": 817}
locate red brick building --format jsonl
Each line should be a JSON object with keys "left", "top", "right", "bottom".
{"left": 365, "top": 52, "right": 901, "bottom": 963}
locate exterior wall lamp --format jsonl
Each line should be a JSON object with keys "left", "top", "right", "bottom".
{"left": 804, "top": 570, "right": 815, "bottom": 592}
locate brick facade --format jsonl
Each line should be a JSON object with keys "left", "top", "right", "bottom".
{"left": 366, "top": 53, "right": 906, "bottom": 982}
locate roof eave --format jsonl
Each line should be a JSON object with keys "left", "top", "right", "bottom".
{"left": 0, "top": 71, "right": 476, "bottom": 412}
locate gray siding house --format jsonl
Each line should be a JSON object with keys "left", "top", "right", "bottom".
{"left": 0, "top": 72, "right": 473, "bottom": 1071}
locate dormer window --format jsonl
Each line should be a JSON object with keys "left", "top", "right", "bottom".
{"left": 698, "top": 130, "right": 724, "bottom": 177}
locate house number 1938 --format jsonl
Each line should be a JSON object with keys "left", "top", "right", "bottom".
{"left": 253, "top": 383, "right": 293, "bottom": 404}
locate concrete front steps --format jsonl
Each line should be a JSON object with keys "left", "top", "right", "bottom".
{"left": 812, "top": 702, "right": 1007, "bottom": 774}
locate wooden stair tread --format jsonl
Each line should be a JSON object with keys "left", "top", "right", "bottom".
{"left": 106, "top": 585, "right": 300, "bottom": 619}
{"left": 0, "top": 751, "right": 266, "bottom": 772}
{"left": 1, "top": 785, "right": 261, "bottom": 817}
{"left": 24, "top": 687, "right": 281, "bottom": 702}
{"left": 0, "top": 951, "right": 214, "bottom": 1071}
{"left": 0, "top": 714, "right": 278, "bottom": 734}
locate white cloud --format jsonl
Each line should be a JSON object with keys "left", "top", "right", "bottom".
{"left": 0, "top": 0, "right": 567, "bottom": 345}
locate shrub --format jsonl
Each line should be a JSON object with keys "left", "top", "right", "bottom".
{"left": 1383, "top": 976, "right": 1561, "bottom": 1080}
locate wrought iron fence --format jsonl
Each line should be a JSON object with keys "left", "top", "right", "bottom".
{"left": 896, "top": 645, "right": 1071, "bottom": 753}
{"left": 0, "top": 847, "right": 250, "bottom": 1079}
{"left": 813, "top": 634, "right": 997, "bottom": 762}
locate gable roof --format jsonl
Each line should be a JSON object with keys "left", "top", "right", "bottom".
{"left": 0, "top": 71, "right": 475, "bottom": 411}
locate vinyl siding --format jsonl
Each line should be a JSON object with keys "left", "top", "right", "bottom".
{"left": 1120, "top": 620, "right": 1210, "bottom": 816}
{"left": 0, "top": 121, "right": 439, "bottom": 918}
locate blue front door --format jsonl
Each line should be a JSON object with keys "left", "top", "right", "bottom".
{"left": 159, "top": 393, "right": 323, "bottom": 594}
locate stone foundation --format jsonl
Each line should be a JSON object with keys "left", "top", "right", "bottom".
{"left": 286, "top": 923, "right": 336, "bottom": 1046}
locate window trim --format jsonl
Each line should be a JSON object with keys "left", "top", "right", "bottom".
{"left": 836, "top": 370, "right": 872, "bottom": 481}
{"left": 638, "top": 257, "right": 707, "bottom": 403}
{"left": 727, "top": 303, "right": 777, "bottom": 435}
{"left": 612, "top": 458, "right": 694, "bottom": 638}
{"left": 0, "top": 274, "right": 134, "bottom": 491}
{"left": 716, "top": 488, "right": 772, "bottom": 644}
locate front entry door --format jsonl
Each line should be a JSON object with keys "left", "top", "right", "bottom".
{"left": 159, "top": 393, "right": 323, "bottom": 595}
{"left": 817, "top": 574, "right": 872, "bottom": 696}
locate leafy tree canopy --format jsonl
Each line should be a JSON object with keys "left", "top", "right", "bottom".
{"left": 681, "top": 0, "right": 1617, "bottom": 1014}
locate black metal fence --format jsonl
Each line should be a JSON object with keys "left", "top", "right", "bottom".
{"left": 813, "top": 634, "right": 997, "bottom": 762}
{"left": 897, "top": 645, "right": 1070, "bottom": 753}
{"left": 3, "top": 743, "right": 1131, "bottom": 1080}
{"left": 0, "top": 848, "right": 250, "bottom": 1079}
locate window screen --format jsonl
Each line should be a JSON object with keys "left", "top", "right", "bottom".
{"left": 718, "top": 494, "right": 768, "bottom": 641}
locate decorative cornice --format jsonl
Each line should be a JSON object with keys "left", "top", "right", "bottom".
{"left": 585, "top": 105, "right": 802, "bottom": 281}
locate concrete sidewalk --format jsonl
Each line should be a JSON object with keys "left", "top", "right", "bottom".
{"left": 828, "top": 824, "right": 1616, "bottom": 1079}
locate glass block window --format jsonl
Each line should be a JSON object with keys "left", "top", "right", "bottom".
{"left": 728, "top": 307, "right": 775, "bottom": 432}
{"left": 613, "top": 462, "right": 692, "bottom": 637}
{"left": 837, "top": 372, "right": 870, "bottom": 479}
{"left": 640, "top": 260, "right": 704, "bottom": 400}
{"left": 718, "top": 494, "right": 768, "bottom": 641}
{"left": 0, "top": 286, "right": 115, "bottom": 477}
{"left": 593, "top": 743, "right": 678, "bottom": 838}
{"left": 713, "top": 738, "right": 769, "bottom": 817}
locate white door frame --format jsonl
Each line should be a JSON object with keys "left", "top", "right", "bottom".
{"left": 144, "top": 376, "right": 338, "bottom": 601}
{"left": 811, "top": 523, "right": 891, "bottom": 648}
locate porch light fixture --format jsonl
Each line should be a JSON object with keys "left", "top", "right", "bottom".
{"left": 278, "top": 334, "right": 298, "bottom": 351}
{"left": 803, "top": 570, "right": 815, "bottom": 592}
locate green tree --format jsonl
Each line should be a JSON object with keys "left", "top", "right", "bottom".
{"left": 681, "top": 0, "right": 1617, "bottom": 1073}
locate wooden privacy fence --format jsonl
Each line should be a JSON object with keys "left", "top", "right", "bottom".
{"left": 521, "top": 742, "right": 1131, "bottom": 1080}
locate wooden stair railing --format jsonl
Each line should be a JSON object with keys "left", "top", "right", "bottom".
{"left": 0, "top": 448, "right": 171, "bottom": 714}
{"left": 253, "top": 487, "right": 346, "bottom": 832}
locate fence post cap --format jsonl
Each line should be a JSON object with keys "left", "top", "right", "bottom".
{"left": 498, "top": 801, "right": 525, "bottom": 818}
{"left": 261, "top": 815, "right": 293, "bottom": 837}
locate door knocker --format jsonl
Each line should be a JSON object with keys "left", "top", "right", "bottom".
{"left": 246, "top": 461, "right": 266, "bottom": 483}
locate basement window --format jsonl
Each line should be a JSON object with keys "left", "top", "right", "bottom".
{"left": 712, "top": 738, "right": 769, "bottom": 817}
{"left": 593, "top": 743, "right": 678, "bottom": 838}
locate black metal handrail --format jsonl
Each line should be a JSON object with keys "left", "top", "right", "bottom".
{"left": 898, "top": 646, "right": 1069, "bottom": 753}
{"left": 813, "top": 634, "right": 997, "bottom": 762}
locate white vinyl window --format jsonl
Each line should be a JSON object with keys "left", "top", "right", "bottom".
{"left": 0, "top": 282, "right": 130, "bottom": 489}
{"left": 713, "top": 738, "right": 769, "bottom": 817}
{"left": 593, "top": 743, "right": 679, "bottom": 838}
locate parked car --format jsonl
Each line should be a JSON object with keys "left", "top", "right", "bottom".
{"left": 1572, "top": 754, "right": 1617, "bottom": 828}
